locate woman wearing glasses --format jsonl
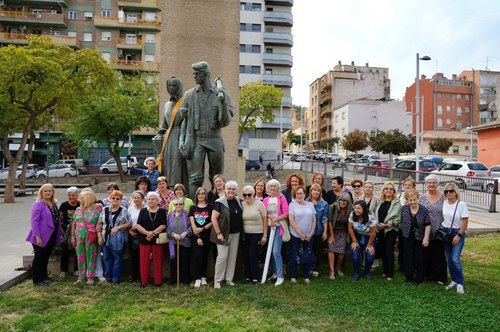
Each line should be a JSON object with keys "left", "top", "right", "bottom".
{"left": 442, "top": 182, "right": 469, "bottom": 294}
{"left": 211, "top": 181, "right": 243, "bottom": 288}
{"left": 167, "top": 198, "right": 192, "bottom": 285}
{"left": 241, "top": 185, "right": 268, "bottom": 283}
{"left": 350, "top": 179, "right": 364, "bottom": 202}
{"left": 375, "top": 181, "right": 402, "bottom": 281}
{"left": 327, "top": 192, "right": 353, "bottom": 279}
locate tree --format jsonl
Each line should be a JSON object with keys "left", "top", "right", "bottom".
{"left": 369, "top": 129, "right": 416, "bottom": 177}
{"left": 341, "top": 130, "right": 369, "bottom": 172}
{"left": 286, "top": 131, "right": 306, "bottom": 148}
{"left": 67, "top": 73, "right": 159, "bottom": 183}
{"left": 239, "top": 81, "right": 284, "bottom": 143}
{"left": 429, "top": 137, "right": 453, "bottom": 153}
{"left": 0, "top": 36, "right": 114, "bottom": 202}
{"left": 319, "top": 137, "right": 340, "bottom": 152}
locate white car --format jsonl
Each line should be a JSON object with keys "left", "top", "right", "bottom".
{"left": 432, "top": 161, "right": 491, "bottom": 190}
{"left": 490, "top": 165, "right": 500, "bottom": 177}
{"left": 36, "top": 164, "right": 77, "bottom": 178}
{"left": 100, "top": 156, "right": 139, "bottom": 174}
{"left": 0, "top": 164, "right": 39, "bottom": 180}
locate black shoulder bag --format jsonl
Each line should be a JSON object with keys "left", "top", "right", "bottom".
{"left": 435, "top": 201, "right": 459, "bottom": 243}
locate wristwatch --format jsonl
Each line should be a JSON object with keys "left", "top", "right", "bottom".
{"left": 457, "top": 233, "right": 462, "bottom": 237}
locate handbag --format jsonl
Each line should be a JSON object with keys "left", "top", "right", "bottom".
{"left": 280, "top": 220, "right": 291, "bottom": 242}
{"left": 296, "top": 241, "right": 316, "bottom": 265}
{"left": 156, "top": 232, "right": 168, "bottom": 244}
{"left": 88, "top": 231, "right": 98, "bottom": 244}
{"left": 435, "top": 200, "right": 460, "bottom": 243}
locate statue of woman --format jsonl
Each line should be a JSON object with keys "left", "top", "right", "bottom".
{"left": 157, "top": 76, "right": 189, "bottom": 191}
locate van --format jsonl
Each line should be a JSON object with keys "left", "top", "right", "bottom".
{"left": 53, "top": 159, "right": 88, "bottom": 174}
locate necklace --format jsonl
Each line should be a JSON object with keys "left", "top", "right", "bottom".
{"left": 149, "top": 210, "right": 157, "bottom": 222}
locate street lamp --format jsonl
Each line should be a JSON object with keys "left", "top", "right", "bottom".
{"left": 466, "top": 126, "right": 474, "bottom": 160}
{"left": 415, "top": 53, "right": 431, "bottom": 175}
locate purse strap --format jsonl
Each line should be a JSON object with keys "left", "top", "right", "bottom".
{"left": 447, "top": 200, "right": 460, "bottom": 233}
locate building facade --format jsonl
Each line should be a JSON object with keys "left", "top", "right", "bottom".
{"left": 308, "top": 61, "right": 390, "bottom": 149}
{"left": 239, "top": 0, "right": 293, "bottom": 161}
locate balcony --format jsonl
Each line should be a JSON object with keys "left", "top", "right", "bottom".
{"left": 263, "top": 74, "right": 293, "bottom": 87}
{"left": 320, "top": 91, "right": 332, "bottom": 103}
{"left": 0, "top": 32, "right": 79, "bottom": 48}
{"left": 14, "top": 0, "right": 68, "bottom": 6}
{"left": 263, "top": 52, "right": 293, "bottom": 67}
{"left": 0, "top": 9, "right": 67, "bottom": 28}
{"left": 320, "top": 131, "right": 330, "bottom": 141}
{"left": 265, "top": 0, "right": 293, "bottom": 6}
{"left": 320, "top": 105, "right": 331, "bottom": 118}
{"left": 116, "top": 37, "right": 144, "bottom": 50}
{"left": 263, "top": 32, "right": 293, "bottom": 46}
{"left": 320, "top": 76, "right": 332, "bottom": 90}
{"left": 263, "top": 11, "right": 293, "bottom": 26}
{"left": 118, "top": 0, "right": 161, "bottom": 10}
{"left": 94, "top": 16, "right": 161, "bottom": 31}
{"left": 282, "top": 95, "right": 292, "bottom": 108}
{"left": 320, "top": 119, "right": 330, "bottom": 130}
{"left": 112, "top": 60, "right": 159, "bottom": 72}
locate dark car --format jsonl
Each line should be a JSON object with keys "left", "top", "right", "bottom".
{"left": 246, "top": 160, "right": 261, "bottom": 171}
{"left": 364, "top": 160, "right": 392, "bottom": 177}
{"left": 393, "top": 160, "right": 438, "bottom": 180}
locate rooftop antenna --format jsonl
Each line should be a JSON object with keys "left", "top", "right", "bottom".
{"left": 486, "top": 56, "right": 489, "bottom": 71}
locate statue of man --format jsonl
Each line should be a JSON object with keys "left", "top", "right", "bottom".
{"left": 179, "top": 61, "right": 233, "bottom": 198}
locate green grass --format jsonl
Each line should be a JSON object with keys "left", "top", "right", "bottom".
{"left": 1, "top": 233, "right": 499, "bottom": 332}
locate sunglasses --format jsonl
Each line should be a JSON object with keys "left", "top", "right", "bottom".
{"left": 444, "top": 190, "right": 455, "bottom": 194}
{"left": 352, "top": 185, "right": 362, "bottom": 188}
{"left": 384, "top": 187, "right": 395, "bottom": 191}
{"left": 242, "top": 193, "right": 253, "bottom": 198}
{"left": 110, "top": 197, "right": 121, "bottom": 201}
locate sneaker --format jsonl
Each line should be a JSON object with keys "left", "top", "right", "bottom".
{"left": 226, "top": 280, "right": 235, "bottom": 286}
{"left": 329, "top": 271, "right": 335, "bottom": 280}
{"left": 386, "top": 277, "right": 393, "bottom": 281}
{"left": 275, "top": 277, "right": 284, "bottom": 286}
{"left": 365, "top": 273, "right": 374, "bottom": 281}
{"left": 312, "top": 271, "right": 319, "bottom": 277}
{"left": 86, "top": 279, "right": 95, "bottom": 285}
{"left": 290, "top": 278, "right": 297, "bottom": 283}
{"left": 98, "top": 276, "right": 106, "bottom": 283}
{"left": 73, "top": 278, "right": 84, "bottom": 284}
{"left": 59, "top": 272, "right": 66, "bottom": 278}
{"left": 336, "top": 270, "right": 344, "bottom": 277}
{"left": 304, "top": 278, "right": 311, "bottom": 284}
{"left": 201, "top": 277, "right": 207, "bottom": 286}
{"left": 456, "top": 284, "right": 464, "bottom": 294}
{"left": 446, "top": 281, "right": 457, "bottom": 290}
{"left": 194, "top": 279, "right": 201, "bottom": 288}
{"left": 267, "top": 274, "right": 277, "bottom": 281}
{"left": 214, "top": 281, "right": 221, "bottom": 289}
{"left": 352, "top": 274, "right": 361, "bottom": 282}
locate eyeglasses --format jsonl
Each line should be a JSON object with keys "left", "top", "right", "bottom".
{"left": 444, "top": 190, "right": 455, "bottom": 194}
{"left": 242, "top": 193, "right": 253, "bottom": 198}
{"left": 227, "top": 188, "right": 237, "bottom": 190}
{"left": 339, "top": 199, "right": 348, "bottom": 203}
{"left": 352, "top": 185, "right": 362, "bottom": 188}
{"left": 197, "top": 192, "right": 206, "bottom": 195}
{"left": 174, "top": 203, "right": 184, "bottom": 206}
{"left": 295, "top": 192, "right": 305, "bottom": 195}
{"left": 384, "top": 187, "right": 395, "bottom": 191}
{"left": 110, "top": 197, "right": 121, "bottom": 201}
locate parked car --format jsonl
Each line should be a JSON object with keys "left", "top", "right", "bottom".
{"left": 364, "top": 160, "right": 392, "bottom": 177}
{"left": 36, "top": 164, "right": 77, "bottom": 178}
{"left": 291, "top": 153, "right": 307, "bottom": 162}
{"left": 349, "top": 158, "right": 370, "bottom": 173}
{"left": 100, "top": 156, "right": 139, "bottom": 174}
{"left": 432, "top": 161, "right": 491, "bottom": 190}
{"left": 0, "top": 164, "right": 39, "bottom": 180}
{"left": 245, "top": 160, "right": 261, "bottom": 171}
{"left": 490, "top": 165, "right": 500, "bottom": 177}
{"left": 393, "top": 160, "right": 438, "bottom": 180}
{"left": 362, "top": 154, "right": 380, "bottom": 161}
{"left": 53, "top": 159, "right": 88, "bottom": 174}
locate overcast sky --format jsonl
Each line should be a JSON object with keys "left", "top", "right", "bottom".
{"left": 291, "top": 0, "right": 500, "bottom": 106}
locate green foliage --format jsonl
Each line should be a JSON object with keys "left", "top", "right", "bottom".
{"left": 341, "top": 129, "right": 369, "bottom": 158}
{"left": 66, "top": 72, "right": 158, "bottom": 181}
{"left": 286, "top": 131, "right": 306, "bottom": 147}
{"left": 239, "top": 81, "right": 284, "bottom": 142}
{"left": 369, "top": 129, "right": 416, "bottom": 155}
{"left": 319, "top": 137, "right": 340, "bottom": 151}
{"left": 0, "top": 233, "right": 498, "bottom": 331}
{"left": 429, "top": 137, "right": 453, "bottom": 153}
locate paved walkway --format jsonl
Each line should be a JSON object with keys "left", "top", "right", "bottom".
{"left": 0, "top": 186, "right": 498, "bottom": 291}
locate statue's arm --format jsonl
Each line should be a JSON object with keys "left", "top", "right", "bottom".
{"left": 218, "top": 90, "right": 233, "bottom": 127}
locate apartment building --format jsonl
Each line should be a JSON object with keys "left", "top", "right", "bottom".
{"left": 308, "top": 61, "right": 390, "bottom": 150}
{"left": 405, "top": 73, "right": 473, "bottom": 132}
{"left": 458, "top": 70, "right": 500, "bottom": 125}
{"left": 239, "top": 0, "right": 293, "bottom": 161}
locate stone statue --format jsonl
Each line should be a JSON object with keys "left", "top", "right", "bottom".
{"left": 179, "top": 61, "right": 233, "bottom": 198}
{"left": 155, "top": 76, "right": 189, "bottom": 190}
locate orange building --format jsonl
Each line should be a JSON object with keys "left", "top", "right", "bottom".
{"left": 405, "top": 73, "right": 473, "bottom": 133}
{"left": 473, "top": 120, "right": 500, "bottom": 167}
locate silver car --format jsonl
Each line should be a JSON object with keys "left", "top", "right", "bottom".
{"left": 36, "top": 164, "right": 77, "bottom": 178}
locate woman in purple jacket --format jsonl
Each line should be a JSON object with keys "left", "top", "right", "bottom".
{"left": 26, "top": 183, "right": 61, "bottom": 286}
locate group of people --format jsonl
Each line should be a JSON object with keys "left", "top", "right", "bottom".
{"left": 26, "top": 170, "right": 469, "bottom": 294}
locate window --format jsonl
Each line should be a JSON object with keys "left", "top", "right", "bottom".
{"left": 50, "top": 30, "right": 61, "bottom": 36}
{"left": 83, "top": 33, "right": 92, "bottom": 41}
{"left": 101, "top": 10, "right": 111, "bottom": 17}
{"left": 240, "top": 2, "right": 246, "bottom": 10}
{"left": 446, "top": 106, "right": 451, "bottom": 112}
{"left": 32, "top": 9, "right": 42, "bottom": 17}
{"left": 101, "top": 31, "right": 111, "bottom": 41}
{"left": 457, "top": 107, "right": 462, "bottom": 116}
{"left": 342, "top": 112, "right": 345, "bottom": 120}
{"left": 144, "top": 54, "right": 155, "bottom": 62}
{"left": 446, "top": 118, "right": 451, "bottom": 125}
{"left": 447, "top": 93, "right": 451, "bottom": 99}
{"left": 437, "top": 105, "right": 443, "bottom": 115}
{"left": 145, "top": 34, "right": 155, "bottom": 43}
{"left": 145, "top": 12, "right": 156, "bottom": 21}
{"left": 251, "top": 45, "right": 261, "bottom": 53}
{"left": 456, "top": 120, "right": 462, "bottom": 128}
{"left": 239, "top": 65, "right": 245, "bottom": 74}
{"left": 452, "top": 146, "right": 459, "bottom": 154}
{"left": 251, "top": 66, "right": 260, "bottom": 74}
{"left": 437, "top": 118, "right": 443, "bottom": 127}
{"left": 68, "top": 11, "right": 77, "bottom": 20}
{"left": 266, "top": 48, "right": 273, "bottom": 54}
{"left": 252, "top": 24, "right": 261, "bottom": 32}
{"left": 67, "top": 31, "right": 77, "bottom": 37}
{"left": 31, "top": 29, "right": 42, "bottom": 35}
{"left": 457, "top": 94, "right": 462, "bottom": 100}
{"left": 465, "top": 107, "right": 470, "bottom": 113}
{"left": 240, "top": 23, "right": 246, "bottom": 31}
{"left": 84, "top": 11, "right": 93, "bottom": 21}
{"left": 437, "top": 93, "right": 442, "bottom": 99}
{"left": 248, "top": 129, "right": 276, "bottom": 139}
{"left": 252, "top": 3, "right": 262, "bottom": 11}
{"left": 126, "top": 34, "right": 137, "bottom": 44}
{"left": 465, "top": 146, "right": 469, "bottom": 151}
{"left": 265, "top": 68, "right": 272, "bottom": 74}
{"left": 465, "top": 94, "right": 470, "bottom": 101}
{"left": 101, "top": 52, "right": 111, "bottom": 63}
{"left": 239, "top": 44, "right": 245, "bottom": 52}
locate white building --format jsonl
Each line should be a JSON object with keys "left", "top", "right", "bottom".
{"left": 239, "top": 0, "right": 293, "bottom": 161}
{"left": 333, "top": 99, "right": 411, "bottom": 157}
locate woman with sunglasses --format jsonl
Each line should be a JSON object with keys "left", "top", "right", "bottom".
{"left": 167, "top": 198, "right": 192, "bottom": 285}
{"left": 189, "top": 187, "right": 213, "bottom": 288}
{"left": 242, "top": 185, "right": 268, "bottom": 283}
{"left": 441, "top": 182, "right": 469, "bottom": 294}
{"left": 375, "top": 181, "right": 401, "bottom": 281}
{"left": 350, "top": 179, "right": 364, "bottom": 202}
{"left": 327, "top": 192, "right": 353, "bottom": 279}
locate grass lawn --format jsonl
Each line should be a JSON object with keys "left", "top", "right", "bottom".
{"left": 1, "top": 233, "right": 499, "bottom": 332}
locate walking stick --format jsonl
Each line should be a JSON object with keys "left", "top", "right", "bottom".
{"left": 176, "top": 239, "right": 180, "bottom": 288}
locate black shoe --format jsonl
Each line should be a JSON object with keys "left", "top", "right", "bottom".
{"left": 43, "top": 277, "right": 55, "bottom": 284}
{"left": 34, "top": 281, "right": 47, "bottom": 286}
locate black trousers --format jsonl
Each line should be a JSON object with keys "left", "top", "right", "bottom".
{"left": 382, "top": 230, "right": 398, "bottom": 278}
{"left": 191, "top": 237, "right": 212, "bottom": 280}
{"left": 60, "top": 242, "right": 77, "bottom": 273}
{"left": 401, "top": 237, "right": 428, "bottom": 283}
{"left": 128, "top": 236, "right": 140, "bottom": 282}
{"left": 242, "top": 233, "right": 262, "bottom": 281}
{"left": 32, "top": 231, "right": 56, "bottom": 284}
{"left": 426, "top": 239, "right": 448, "bottom": 283}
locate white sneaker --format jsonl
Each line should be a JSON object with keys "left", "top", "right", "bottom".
{"left": 267, "top": 274, "right": 277, "bottom": 281}
{"left": 98, "top": 276, "right": 106, "bottom": 283}
{"left": 59, "top": 272, "right": 66, "bottom": 278}
{"left": 214, "top": 281, "right": 221, "bottom": 289}
{"left": 201, "top": 277, "right": 207, "bottom": 286}
{"left": 274, "top": 277, "right": 284, "bottom": 286}
{"left": 446, "top": 281, "right": 457, "bottom": 290}
{"left": 290, "top": 278, "right": 297, "bottom": 283}
{"left": 312, "top": 271, "right": 319, "bottom": 277}
{"left": 304, "top": 278, "right": 311, "bottom": 284}
{"left": 456, "top": 284, "right": 464, "bottom": 294}
{"left": 226, "top": 280, "right": 235, "bottom": 286}
{"left": 194, "top": 279, "right": 201, "bottom": 288}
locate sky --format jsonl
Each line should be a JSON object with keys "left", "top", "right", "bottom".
{"left": 291, "top": 0, "right": 500, "bottom": 106}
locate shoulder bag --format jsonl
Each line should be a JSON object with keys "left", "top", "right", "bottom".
{"left": 435, "top": 201, "right": 459, "bottom": 243}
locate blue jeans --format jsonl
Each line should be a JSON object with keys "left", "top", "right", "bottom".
{"left": 443, "top": 228, "right": 466, "bottom": 285}
{"left": 269, "top": 226, "right": 283, "bottom": 278}
{"left": 103, "top": 245, "right": 124, "bottom": 283}
{"left": 290, "top": 235, "right": 315, "bottom": 279}
{"left": 351, "top": 234, "right": 377, "bottom": 276}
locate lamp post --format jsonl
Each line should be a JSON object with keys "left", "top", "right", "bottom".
{"left": 415, "top": 53, "right": 431, "bottom": 174}
{"left": 466, "top": 126, "right": 473, "bottom": 160}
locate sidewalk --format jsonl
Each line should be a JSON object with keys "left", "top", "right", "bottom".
{"left": 0, "top": 186, "right": 498, "bottom": 291}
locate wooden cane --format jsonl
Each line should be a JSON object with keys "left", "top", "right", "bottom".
{"left": 176, "top": 239, "right": 180, "bottom": 288}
